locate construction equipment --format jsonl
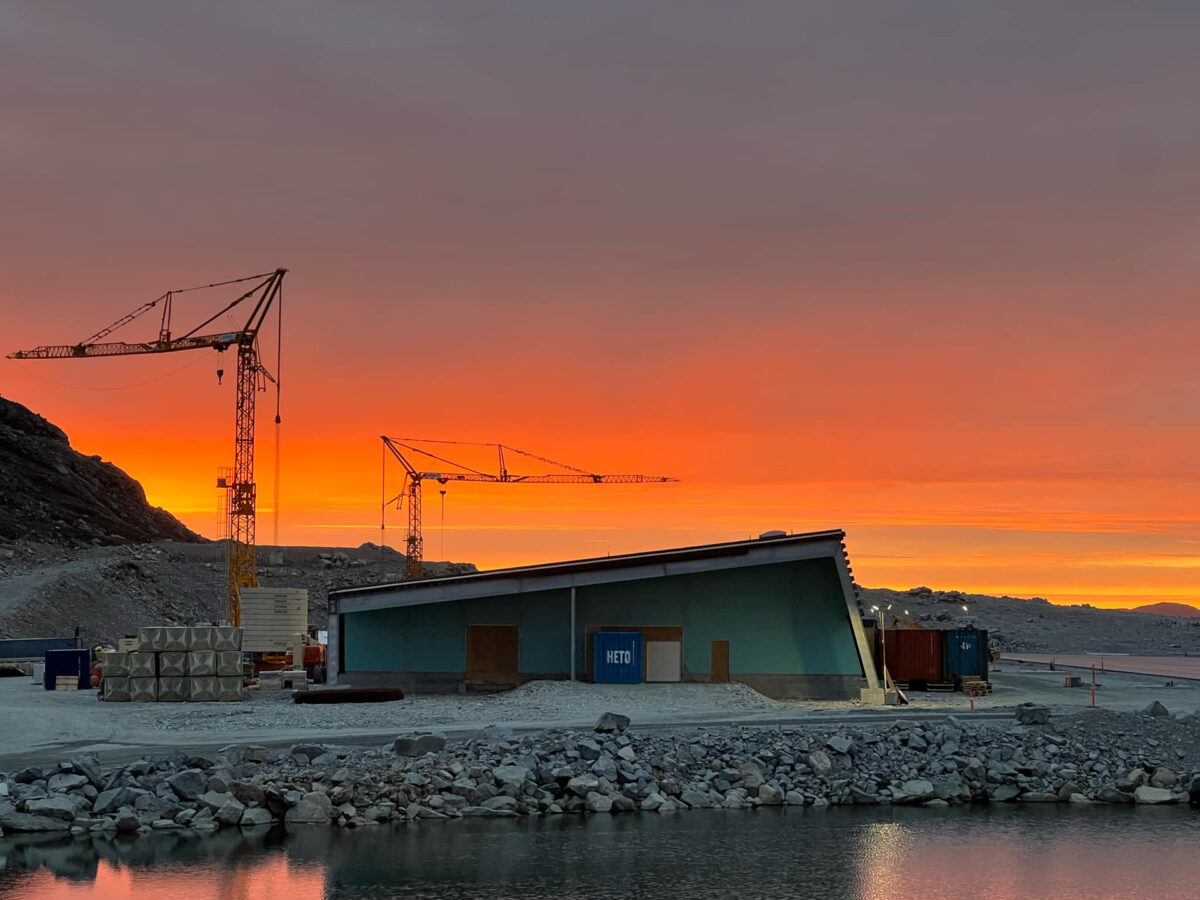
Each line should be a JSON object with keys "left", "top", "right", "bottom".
{"left": 9, "top": 269, "right": 287, "bottom": 625}
{"left": 381, "top": 437, "right": 678, "bottom": 579}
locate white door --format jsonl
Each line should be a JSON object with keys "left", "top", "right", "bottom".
{"left": 645, "top": 641, "right": 682, "bottom": 682}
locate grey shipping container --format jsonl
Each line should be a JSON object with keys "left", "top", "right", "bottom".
{"left": 0, "top": 637, "right": 75, "bottom": 661}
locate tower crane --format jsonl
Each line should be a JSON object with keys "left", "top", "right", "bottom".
{"left": 381, "top": 436, "right": 679, "bottom": 579}
{"left": 8, "top": 268, "right": 287, "bottom": 625}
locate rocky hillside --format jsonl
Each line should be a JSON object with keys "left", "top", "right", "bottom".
{"left": 0, "top": 394, "right": 201, "bottom": 546}
{"left": 1132, "top": 602, "right": 1200, "bottom": 618}
{"left": 859, "top": 585, "right": 1200, "bottom": 655}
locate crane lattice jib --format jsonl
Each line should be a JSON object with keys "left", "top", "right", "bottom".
{"left": 380, "top": 436, "right": 678, "bottom": 579}
{"left": 8, "top": 268, "right": 287, "bottom": 626}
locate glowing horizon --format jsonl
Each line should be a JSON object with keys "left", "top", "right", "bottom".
{"left": 5, "top": 3, "right": 1200, "bottom": 613}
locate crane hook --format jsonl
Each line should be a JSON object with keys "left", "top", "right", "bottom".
{"left": 216, "top": 368, "right": 224, "bottom": 385}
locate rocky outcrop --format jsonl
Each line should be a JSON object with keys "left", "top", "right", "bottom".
{"left": 0, "top": 394, "right": 202, "bottom": 546}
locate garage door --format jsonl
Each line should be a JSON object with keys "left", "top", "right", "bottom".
{"left": 466, "top": 625, "right": 519, "bottom": 685}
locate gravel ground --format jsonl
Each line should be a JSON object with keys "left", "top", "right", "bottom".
{"left": 123, "top": 680, "right": 791, "bottom": 733}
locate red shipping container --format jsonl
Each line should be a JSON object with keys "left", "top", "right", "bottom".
{"left": 878, "top": 628, "right": 942, "bottom": 683}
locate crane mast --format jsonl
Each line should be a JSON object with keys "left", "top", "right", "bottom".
{"left": 381, "top": 436, "right": 678, "bottom": 579}
{"left": 9, "top": 268, "right": 287, "bottom": 625}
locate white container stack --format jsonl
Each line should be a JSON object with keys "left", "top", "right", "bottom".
{"left": 104, "top": 626, "right": 244, "bottom": 702}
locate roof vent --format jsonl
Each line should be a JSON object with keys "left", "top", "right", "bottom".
{"left": 758, "top": 529, "right": 787, "bottom": 540}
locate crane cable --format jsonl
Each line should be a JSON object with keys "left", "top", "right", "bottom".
{"left": 272, "top": 283, "right": 283, "bottom": 547}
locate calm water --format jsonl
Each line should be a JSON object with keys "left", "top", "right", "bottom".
{"left": 2, "top": 806, "right": 1197, "bottom": 899}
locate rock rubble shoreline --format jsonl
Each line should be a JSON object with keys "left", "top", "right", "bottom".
{"left": 3, "top": 704, "right": 1199, "bottom": 840}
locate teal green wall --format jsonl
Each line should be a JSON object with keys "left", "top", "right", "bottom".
{"left": 343, "top": 557, "right": 861, "bottom": 677}
{"left": 344, "top": 588, "right": 571, "bottom": 673}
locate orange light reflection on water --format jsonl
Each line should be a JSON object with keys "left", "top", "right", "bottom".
{"left": 13, "top": 857, "right": 325, "bottom": 900}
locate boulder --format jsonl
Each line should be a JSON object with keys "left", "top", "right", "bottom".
{"left": 892, "top": 780, "right": 935, "bottom": 804}
{"left": 230, "top": 781, "right": 267, "bottom": 807}
{"left": 67, "top": 755, "right": 104, "bottom": 789}
{"left": 481, "top": 795, "right": 519, "bottom": 812}
{"left": 1014, "top": 704, "right": 1050, "bottom": 725}
{"left": 24, "top": 796, "right": 77, "bottom": 821}
{"left": 991, "top": 785, "right": 1020, "bottom": 802}
{"left": 640, "top": 793, "right": 666, "bottom": 811}
{"left": 114, "top": 809, "right": 140, "bottom": 833}
{"left": 584, "top": 792, "right": 613, "bottom": 813}
{"left": 1144, "top": 701, "right": 1170, "bottom": 718}
{"left": 576, "top": 740, "right": 603, "bottom": 761}
{"left": 285, "top": 792, "right": 335, "bottom": 824}
{"left": 47, "top": 773, "right": 88, "bottom": 793}
{"left": 215, "top": 798, "right": 247, "bottom": 826}
{"left": 492, "top": 766, "right": 530, "bottom": 790}
{"left": 826, "top": 736, "right": 853, "bottom": 755}
{"left": 758, "top": 784, "right": 784, "bottom": 805}
{"left": 93, "top": 787, "right": 148, "bottom": 816}
{"left": 737, "top": 762, "right": 764, "bottom": 790}
{"left": 807, "top": 751, "right": 833, "bottom": 777}
{"left": 0, "top": 804, "right": 71, "bottom": 832}
{"left": 1098, "top": 787, "right": 1133, "bottom": 804}
{"left": 567, "top": 775, "right": 600, "bottom": 797}
{"left": 1133, "top": 786, "right": 1177, "bottom": 805}
{"left": 167, "top": 770, "right": 208, "bottom": 802}
{"left": 594, "top": 712, "right": 631, "bottom": 734}
{"left": 197, "top": 791, "right": 233, "bottom": 813}
{"left": 1150, "top": 767, "right": 1178, "bottom": 789}
{"left": 393, "top": 733, "right": 447, "bottom": 757}
{"left": 680, "top": 790, "right": 716, "bottom": 809}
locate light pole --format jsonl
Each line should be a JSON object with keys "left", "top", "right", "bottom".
{"left": 871, "top": 604, "right": 890, "bottom": 689}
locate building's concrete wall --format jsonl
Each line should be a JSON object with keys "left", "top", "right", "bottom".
{"left": 574, "top": 558, "right": 861, "bottom": 678}
{"left": 340, "top": 557, "right": 865, "bottom": 696}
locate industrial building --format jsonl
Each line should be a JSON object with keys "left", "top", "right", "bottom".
{"left": 327, "top": 530, "right": 879, "bottom": 700}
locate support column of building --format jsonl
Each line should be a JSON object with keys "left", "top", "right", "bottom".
{"left": 570, "top": 586, "right": 576, "bottom": 681}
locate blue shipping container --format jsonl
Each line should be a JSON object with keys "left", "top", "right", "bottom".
{"left": 0, "top": 637, "right": 74, "bottom": 661}
{"left": 593, "top": 632, "right": 643, "bottom": 684}
{"left": 44, "top": 649, "right": 91, "bottom": 690}
{"left": 942, "top": 629, "right": 989, "bottom": 684}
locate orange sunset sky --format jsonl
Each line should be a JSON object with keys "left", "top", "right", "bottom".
{"left": 3, "top": 3, "right": 1200, "bottom": 609}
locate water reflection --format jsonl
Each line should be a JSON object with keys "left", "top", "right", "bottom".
{"left": 3, "top": 806, "right": 1199, "bottom": 900}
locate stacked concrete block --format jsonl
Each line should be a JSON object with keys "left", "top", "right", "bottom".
{"left": 216, "top": 678, "right": 243, "bottom": 701}
{"left": 188, "top": 650, "right": 216, "bottom": 676}
{"left": 137, "top": 627, "right": 167, "bottom": 651}
{"left": 128, "top": 652, "right": 157, "bottom": 678}
{"left": 129, "top": 678, "right": 157, "bottom": 702}
{"left": 157, "top": 677, "right": 189, "bottom": 701}
{"left": 189, "top": 626, "right": 217, "bottom": 651}
{"left": 189, "top": 678, "right": 219, "bottom": 702}
{"left": 162, "top": 627, "right": 189, "bottom": 651}
{"left": 103, "top": 676, "right": 131, "bottom": 702}
{"left": 114, "top": 624, "right": 244, "bottom": 702}
{"left": 213, "top": 627, "right": 243, "bottom": 651}
{"left": 101, "top": 651, "right": 129, "bottom": 676}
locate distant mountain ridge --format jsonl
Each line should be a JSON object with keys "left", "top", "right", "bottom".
{"left": 0, "top": 394, "right": 202, "bottom": 546}
{"left": 1130, "top": 602, "right": 1200, "bottom": 618}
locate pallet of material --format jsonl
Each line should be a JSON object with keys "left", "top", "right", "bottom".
{"left": 926, "top": 682, "right": 957, "bottom": 692}
{"left": 54, "top": 675, "right": 79, "bottom": 691}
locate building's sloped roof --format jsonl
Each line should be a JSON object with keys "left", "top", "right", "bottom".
{"left": 330, "top": 530, "right": 847, "bottom": 609}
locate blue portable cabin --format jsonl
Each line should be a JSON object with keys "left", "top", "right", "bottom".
{"left": 43, "top": 648, "right": 91, "bottom": 690}
{"left": 593, "top": 631, "right": 644, "bottom": 684}
{"left": 941, "top": 629, "right": 989, "bottom": 685}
